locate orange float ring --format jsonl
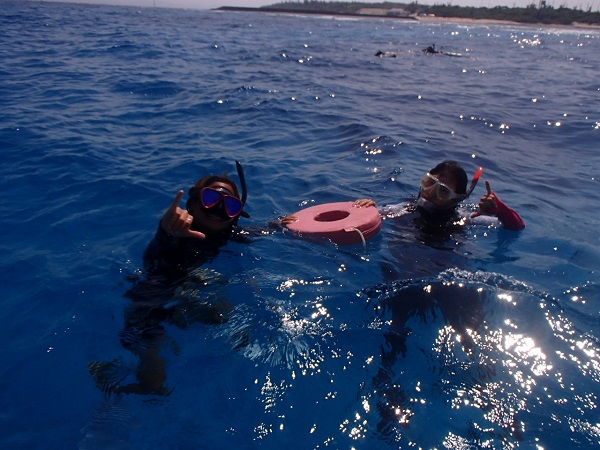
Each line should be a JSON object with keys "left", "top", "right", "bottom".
{"left": 286, "top": 202, "right": 382, "bottom": 245}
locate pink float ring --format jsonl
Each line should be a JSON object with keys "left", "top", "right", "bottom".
{"left": 286, "top": 202, "right": 382, "bottom": 245}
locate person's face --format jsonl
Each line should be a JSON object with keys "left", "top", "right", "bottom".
{"left": 419, "top": 170, "right": 461, "bottom": 209}
{"left": 190, "top": 181, "right": 239, "bottom": 233}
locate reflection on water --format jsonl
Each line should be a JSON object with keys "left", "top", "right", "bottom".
{"left": 139, "top": 263, "right": 600, "bottom": 448}
{"left": 234, "top": 276, "right": 336, "bottom": 373}
{"left": 155, "top": 260, "right": 600, "bottom": 448}
{"left": 352, "top": 269, "right": 600, "bottom": 447}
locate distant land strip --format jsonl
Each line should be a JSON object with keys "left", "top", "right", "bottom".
{"left": 214, "top": 2, "right": 600, "bottom": 27}
{"left": 214, "top": 6, "right": 417, "bottom": 20}
{"left": 214, "top": 6, "right": 418, "bottom": 20}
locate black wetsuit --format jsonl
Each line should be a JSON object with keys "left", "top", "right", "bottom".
{"left": 142, "top": 223, "right": 233, "bottom": 280}
{"left": 367, "top": 205, "right": 488, "bottom": 430}
{"left": 380, "top": 203, "right": 467, "bottom": 281}
{"left": 120, "top": 224, "right": 241, "bottom": 367}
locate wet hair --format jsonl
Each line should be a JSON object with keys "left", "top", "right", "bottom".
{"left": 429, "top": 160, "right": 468, "bottom": 195}
{"left": 186, "top": 175, "right": 239, "bottom": 210}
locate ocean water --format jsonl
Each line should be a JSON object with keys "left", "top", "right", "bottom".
{"left": 1, "top": 1, "right": 599, "bottom": 448}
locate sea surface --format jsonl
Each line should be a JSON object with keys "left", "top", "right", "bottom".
{"left": 1, "top": 1, "right": 599, "bottom": 448}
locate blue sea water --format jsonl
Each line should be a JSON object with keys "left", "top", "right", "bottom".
{"left": 1, "top": 1, "right": 600, "bottom": 448}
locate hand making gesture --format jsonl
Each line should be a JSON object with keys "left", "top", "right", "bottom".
{"left": 160, "top": 190, "right": 206, "bottom": 239}
{"left": 471, "top": 181, "right": 498, "bottom": 219}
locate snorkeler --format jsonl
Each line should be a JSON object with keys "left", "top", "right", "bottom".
{"left": 89, "top": 161, "right": 249, "bottom": 396}
{"left": 350, "top": 162, "right": 524, "bottom": 434}
{"left": 355, "top": 160, "right": 525, "bottom": 231}
{"left": 422, "top": 44, "right": 439, "bottom": 54}
{"left": 144, "top": 160, "right": 250, "bottom": 277}
{"left": 350, "top": 161, "right": 524, "bottom": 432}
{"left": 277, "top": 160, "right": 523, "bottom": 251}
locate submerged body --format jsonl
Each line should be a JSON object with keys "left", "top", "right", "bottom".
{"left": 91, "top": 164, "right": 249, "bottom": 395}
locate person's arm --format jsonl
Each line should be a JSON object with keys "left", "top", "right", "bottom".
{"left": 142, "top": 190, "right": 206, "bottom": 270}
{"left": 471, "top": 181, "right": 525, "bottom": 231}
{"left": 142, "top": 222, "right": 183, "bottom": 270}
{"left": 492, "top": 195, "right": 525, "bottom": 231}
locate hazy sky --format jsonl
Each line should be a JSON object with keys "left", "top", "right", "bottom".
{"left": 42, "top": 0, "right": 600, "bottom": 13}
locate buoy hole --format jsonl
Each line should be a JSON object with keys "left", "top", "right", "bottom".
{"left": 314, "top": 210, "right": 350, "bottom": 222}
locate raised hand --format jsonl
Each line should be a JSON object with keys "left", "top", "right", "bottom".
{"left": 471, "top": 181, "right": 498, "bottom": 218}
{"left": 160, "top": 190, "right": 206, "bottom": 239}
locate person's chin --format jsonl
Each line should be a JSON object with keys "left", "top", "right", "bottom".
{"left": 204, "top": 214, "right": 230, "bottom": 230}
{"left": 422, "top": 196, "right": 452, "bottom": 209}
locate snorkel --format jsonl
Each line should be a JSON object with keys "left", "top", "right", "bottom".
{"left": 465, "top": 166, "right": 483, "bottom": 199}
{"left": 235, "top": 160, "right": 250, "bottom": 220}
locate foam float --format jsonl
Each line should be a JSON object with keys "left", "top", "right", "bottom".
{"left": 286, "top": 201, "right": 381, "bottom": 246}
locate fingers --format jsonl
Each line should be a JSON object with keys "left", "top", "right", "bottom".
{"left": 173, "top": 213, "right": 206, "bottom": 239}
{"left": 177, "top": 212, "right": 193, "bottom": 231}
{"left": 354, "top": 198, "right": 376, "bottom": 208}
{"left": 168, "top": 190, "right": 185, "bottom": 212}
{"left": 159, "top": 190, "right": 206, "bottom": 239}
{"left": 165, "top": 213, "right": 205, "bottom": 239}
{"left": 478, "top": 181, "right": 494, "bottom": 203}
{"left": 280, "top": 215, "right": 298, "bottom": 225}
{"left": 160, "top": 196, "right": 206, "bottom": 239}
{"left": 474, "top": 180, "right": 498, "bottom": 218}
{"left": 184, "top": 229, "right": 206, "bottom": 240}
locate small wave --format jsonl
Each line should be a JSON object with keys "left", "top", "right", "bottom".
{"left": 111, "top": 80, "right": 184, "bottom": 97}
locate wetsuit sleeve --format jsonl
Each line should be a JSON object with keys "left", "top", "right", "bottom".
{"left": 142, "top": 222, "right": 182, "bottom": 270}
{"left": 491, "top": 196, "right": 525, "bottom": 231}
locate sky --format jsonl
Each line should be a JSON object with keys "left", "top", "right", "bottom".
{"left": 40, "top": 0, "right": 599, "bottom": 13}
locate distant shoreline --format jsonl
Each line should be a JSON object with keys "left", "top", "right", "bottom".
{"left": 213, "top": 6, "right": 417, "bottom": 21}
{"left": 416, "top": 14, "right": 600, "bottom": 29}
{"left": 214, "top": 6, "right": 600, "bottom": 30}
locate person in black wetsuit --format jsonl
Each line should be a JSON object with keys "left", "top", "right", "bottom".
{"left": 142, "top": 166, "right": 249, "bottom": 279}
{"left": 422, "top": 44, "right": 440, "bottom": 54}
{"left": 354, "top": 161, "right": 524, "bottom": 436}
{"left": 355, "top": 160, "right": 524, "bottom": 279}
{"left": 90, "top": 162, "right": 249, "bottom": 395}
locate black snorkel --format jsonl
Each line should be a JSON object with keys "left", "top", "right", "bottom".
{"left": 235, "top": 160, "right": 250, "bottom": 219}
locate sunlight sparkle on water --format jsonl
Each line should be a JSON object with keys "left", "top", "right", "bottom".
{"left": 362, "top": 397, "right": 371, "bottom": 413}
{"left": 504, "top": 333, "right": 551, "bottom": 377}
{"left": 277, "top": 277, "right": 328, "bottom": 298}
{"left": 497, "top": 293, "right": 515, "bottom": 305}
{"left": 311, "top": 303, "right": 330, "bottom": 320}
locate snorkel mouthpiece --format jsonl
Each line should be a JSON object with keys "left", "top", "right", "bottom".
{"left": 416, "top": 196, "right": 435, "bottom": 212}
{"left": 416, "top": 196, "right": 456, "bottom": 214}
